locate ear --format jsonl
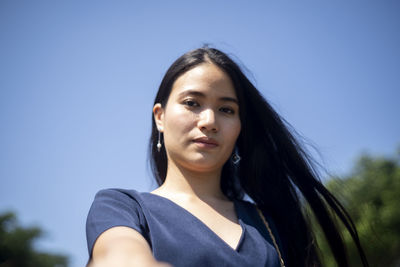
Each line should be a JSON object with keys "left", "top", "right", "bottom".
{"left": 153, "top": 103, "right": 165, "bottom": 132}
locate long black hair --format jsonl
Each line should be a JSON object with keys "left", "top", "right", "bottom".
{"left": 149, "top": 47, "right": 369, "bottom": 267}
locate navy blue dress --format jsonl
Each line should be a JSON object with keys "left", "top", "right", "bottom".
{"left": 86, "top": 189, "right": 282, "bottom": 267}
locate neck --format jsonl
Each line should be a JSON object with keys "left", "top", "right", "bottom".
{"left": 157, "top": 161, "right": 227, "bottom": 201}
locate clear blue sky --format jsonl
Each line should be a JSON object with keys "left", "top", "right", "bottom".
{"left": 1, "top": 1, "right": 399, "bottom": 266}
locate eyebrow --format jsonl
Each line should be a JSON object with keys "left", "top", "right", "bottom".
{"left": 178, "top": 90, "right": 239, "bottom": 104}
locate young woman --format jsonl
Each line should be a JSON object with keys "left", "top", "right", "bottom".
{"left": 86, "top": 47, "right": 369, "bottom": 267}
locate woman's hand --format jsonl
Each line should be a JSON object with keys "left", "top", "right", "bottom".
{"left": 89, "top": 226, "right": 173, "bottom": 267}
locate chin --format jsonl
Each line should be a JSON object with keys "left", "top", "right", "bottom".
{"left": 185, "top": 157, "right": 226, "bottom": 173}
{"left": 170, "top": 150, "right": 228, "bottom": 173}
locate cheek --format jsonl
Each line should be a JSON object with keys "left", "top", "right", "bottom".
{"left": 164, "top": 106, "right": 195, "bottom": 137}
{"left": 227, "top": 119, "right": 241, "bottom": 142}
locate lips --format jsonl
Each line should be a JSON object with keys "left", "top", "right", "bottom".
{"left": 192, "top": 137, "right": 219, "bottom": 147}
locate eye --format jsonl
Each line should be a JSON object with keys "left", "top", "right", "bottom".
{"left": 183, "top": 99, "right": 199, "bottom": 108}
{"left": 220, "top": 107, "right": 235, "bottom": 114}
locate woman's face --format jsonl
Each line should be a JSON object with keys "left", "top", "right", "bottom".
{"left": 153, "top": 63, "right": 241, "bottom": 173}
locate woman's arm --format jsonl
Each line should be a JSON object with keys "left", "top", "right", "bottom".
{"left": 89, "top": 226, "right": 172, "bottom": 267}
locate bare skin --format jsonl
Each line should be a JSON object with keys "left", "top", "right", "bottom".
{"left": 90, "top": 63, "right": 241, "bottom": 266}
{"left": 90, "top": 227, "right": 172, "bottom": 267}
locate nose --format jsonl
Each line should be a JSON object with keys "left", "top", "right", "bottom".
{"left": 197, "top": 108, "right": 218, "bottom": 133}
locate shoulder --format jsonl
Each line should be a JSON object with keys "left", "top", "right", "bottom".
{"left": 234, "top": 198, "right": 283, "bottom": 249}
{"left": 234, "top": 198, "right": 275, "bottom": 224}
{"left": 87, "top": 188, "right": 148, "bottom": 223}
{"left": 235, "top": 198, "right": 256, "bottom": 208}
{"left": 234, "top": 198, "right": 258, "bottom": 217}
{"left": 89, "top": 189, "right": 144, "bottom": 215}
{"left": 93, "top": 188, "right": 142, "bottom": 201}
{"left": 235, "top": 198, "right": 277, "bottom": 232}
{"left": 86, "top": 188, "right": 150, "bottom": 256}
{"left": 95, "top": 188, "right": 132, "bottom": 195}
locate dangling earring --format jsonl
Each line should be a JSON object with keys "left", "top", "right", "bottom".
{"left": 157, "top": 131, "right": 162, "bottom": 152}
{"left": 231, "top": 146, "right": 241, "bottom": 165}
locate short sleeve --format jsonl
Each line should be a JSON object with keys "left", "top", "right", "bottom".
{"left": 85, "top": 189, "right": 148, "bottom": 257}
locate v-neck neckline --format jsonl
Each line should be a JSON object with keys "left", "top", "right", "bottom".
{"left": 141, "top": 192, "right": 245, "bottom": 252}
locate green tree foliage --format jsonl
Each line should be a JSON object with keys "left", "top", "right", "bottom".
{"left": 322, "top": 150, "right": 400, "bottom": 266}
{"left": 0, "top": 212, "right": 68, "bottom": 267}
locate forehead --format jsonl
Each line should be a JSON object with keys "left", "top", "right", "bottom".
{"left": 170, "top": 63, "right": 237, "bottom": 98}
